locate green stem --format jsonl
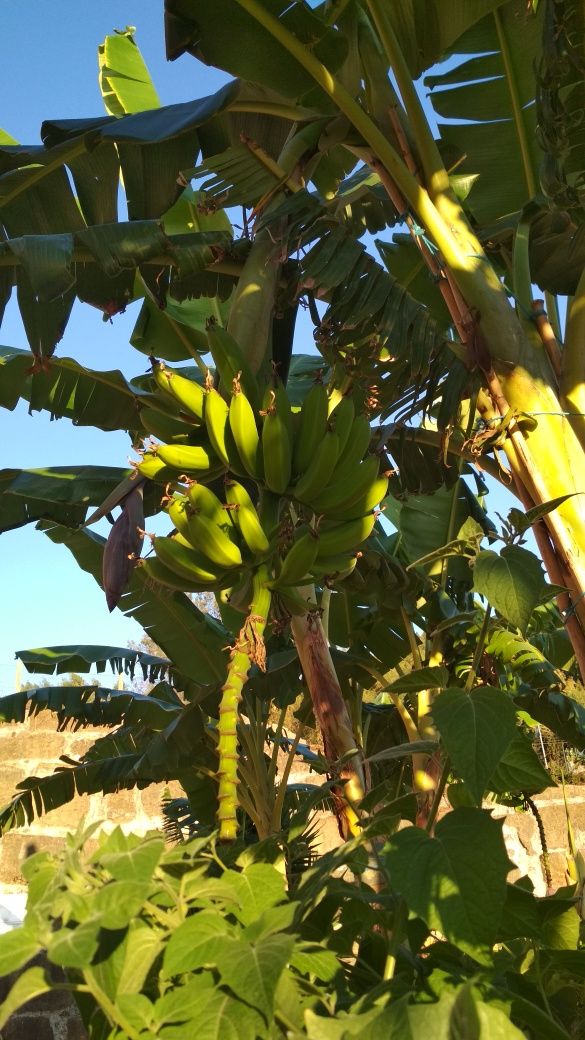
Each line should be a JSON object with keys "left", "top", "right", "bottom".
{"left": 383, "top": 897, "right": 408, "bottom": 980}
{"left": 400, "top": 606, "right": 422, "bottom": 669}
{"left": 424, "top": 756, "right": 450, "bottom": 833}
{"left": 216, "top": 567, "right": 271, "bottom": 840}
{"left": 464, "top": 606, "right": 492, "bottom": 693}
{"left": 364, "top": 0, "right": 449, "bottom": 195}
{"left": 84, "top": 974, "right": 143, "bottom": 1040}
{"left": 493, "top": 9, "right": 537, "bottom": 199}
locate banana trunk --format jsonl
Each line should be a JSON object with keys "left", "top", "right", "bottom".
{"left": 290, "top": 603, "right": 366, "bottom": 838}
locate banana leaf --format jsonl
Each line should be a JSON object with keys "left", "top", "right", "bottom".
{"left": 15, "top": 645, "right": 170, "bottom": 681}
{"left": 425, "top": 3, "right": 545, "bottom": 225}
{"left": 0, "top": 684, "right": 182, "bottom": 732}
{"left": 39, "top": 522, "right": 228, "bottom": 687}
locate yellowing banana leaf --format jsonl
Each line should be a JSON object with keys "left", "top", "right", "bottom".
{"left": 426, "top": 3, "right": 544, "bottom": 224}
{"left": 40, "top": 522, "right": 228, "bottom": 686}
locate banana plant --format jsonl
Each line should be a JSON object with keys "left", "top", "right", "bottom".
{"left": 0, "top": 4, "right": 582, "bottom": 840}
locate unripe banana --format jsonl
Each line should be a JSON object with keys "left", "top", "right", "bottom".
{"left": 206, "top": 322, "right": 261, "bottom": 411}
{"left": 328, "top": 395, "right": 355, "bottom": 455}
{"left": 310, "top": 455, "right": 381, "bottom": 516}
{"left": 167, "top": 496, "right": 239, "bottom": 563}
{"left": 293, "top": 382, "right": 328, "bottom": 476}
{"left": 268, "top": 525, "right": 319, "bottom": 588}
{"left": 326, "top": 473, "right": 389, "bottom": 522}
{"left": 151, "top": 359, "right": 205, "bottom": 422}
{"left": 293, "top": 430, "right": 340, "bottom": 505}
{"left": 139, "top": 407, "right": 197, "bottom": 444}
{"left": 185, "top": 482, "right": 230, "bottom": 527}
{"left": 225, "top": 571, "right": 254, "bottom": 613}
{"left": 274, "top": 586, "right": 319, "bottom": 617}
{"left": 229, "top": 386, "right": 261, "bottom": 479}
{"left": 156, "top": 442, "right": 224, "bottom": 476}
{"left": 316, "top": 513, "right": 376, "bottom": 557}
{"left": 261, "top": 388, "right": 293, "bottom": 495}
{"left": 152, "top": 535, "right": 230, "bottom": 586}
{"left": 310, "top": 553, "right": 358, "bottom": 581}
{"left": 172, "top": 507, "right": 243, "bottom": 568}
{"left": 224, "top": 480, "right": 270, "bottom": 556}
{"left": 135, "top": 453, "right": 177, "bottom": 482}
{"left": 204, "top": 387, "right": 231, "bottom": 467}
{"left": 142, "top": 555, "right": 208, "bottom": 593}
{"left": 334, "top": 413, "right": 372, "bottom": 472}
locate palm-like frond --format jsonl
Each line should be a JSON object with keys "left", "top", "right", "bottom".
{"left": 0, "top": 684, "right": 181, "bottom": 732}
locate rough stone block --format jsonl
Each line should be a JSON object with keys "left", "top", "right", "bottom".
{"left": 0, "top": 732, "right": 66, "bottom": 763}
{"left": 41, "top": 793, "right": 92, "bottom": 831}
{"left": 0, "top": 834, "right": 65, "bottom": 886}
{"left": 0, "top": 767, "right": 26, "bottom": 807}
{"left": 103, "top": 789, "right": 139, "bottom": 820}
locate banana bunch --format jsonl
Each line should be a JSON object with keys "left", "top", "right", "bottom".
{"left": 137, "top": 326, "right": 389, "bottom": 601}
{"left": 141, "top": 478, "right": 273, "bottom": 596}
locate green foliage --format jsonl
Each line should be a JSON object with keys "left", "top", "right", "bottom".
{"left": 1, "top": 823, "right": 583, "bottom": 1038}
{"left": 1, "top": 6, "right": 585, "bottom": 1035}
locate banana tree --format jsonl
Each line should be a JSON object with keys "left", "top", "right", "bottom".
{"left": 0, "top": 5, "right": 585, "bottom": 844}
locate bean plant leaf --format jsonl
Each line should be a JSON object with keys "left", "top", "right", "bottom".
{"left": 0, "top": 966, "right": 51, "bottom": 1030}
{"left": 473, "top": 546, "right": 547, "bottom": 633}
{"left": 219, "top": 934, "right": 295, "bottom": 1023}
{"left": 383, "top": 807, "right": 511, "bottom": 963}
{"left": 383, "top": 666, "right": 448, "bottom": 694}
{"left": 432, "top": 687, "right": 518, "bottom": 804}
{"left": 488, "top": 729, "right": 553, "bottom": 796}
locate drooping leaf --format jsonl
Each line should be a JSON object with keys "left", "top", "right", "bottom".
{"left": 473, "top": 546, "right": 547, "bottom": 634}
{"left": 383, "top": 807, "right": 511, "bottom": 963}
{"left": 15, "top": 644, "right": 170, "bottom": 681}
{"left": 0, "top": 684, "right": 182, "bottom": 733}
{"left": 383, "top": 665, "right": 448, "bottom": 694}
{"left": 432, "top": 687, "right": 518, "bottom": 804}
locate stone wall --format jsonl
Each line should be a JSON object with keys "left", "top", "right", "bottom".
{"left": 0, "top": 712, "right": 180, "bottom": 892}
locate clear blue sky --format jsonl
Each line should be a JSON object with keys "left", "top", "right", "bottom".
{"left": 0, "top": 3, "right": 231, "bottom": 692}
{"left": 0, "top": 5, "right": 521, "bottom": 693}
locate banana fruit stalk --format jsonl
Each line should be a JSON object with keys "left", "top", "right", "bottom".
{"left": 216, "top": 569, "right": 272, "bottom": 841}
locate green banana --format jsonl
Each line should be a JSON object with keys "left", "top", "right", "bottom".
{"left": 206, "top": 322, "right": 261, "bottom": 411}
{"left": 229, "top": 386, "right": 262, "bottom": 478}
{"left": 261, "top": 387, "right": 293, "bottom": 494}
{"left": 156, "top": 442, "right": 224, "bottom": 477}
{"left": 293, "top": 382, "right": 328, "bottom": 476}
{"left": 173, "top": 507, "right": 243, "bottom": 568}
{"left": 310, "top": 553, "right": 358, "bottom": 581}
{"left": 316, "top": 513, "right": 376, "bottom": 557}
{"left": 224, "top": 480, "right": 271, "bottom": 556}
{"left": 185, "top": 482, "right": 230, "bottom": 527}
{"left": 329, "top": 395, "right": 355, "bottom": 455}
{"left": 168, "top": 495, "right": 237, "bottom": 557}
{"left": 151, "top": 359, "right": 205, "bottom": 422}
{"left": 274, "top": 585, "right": 319, "bottom": 617}
{"left": 269, "top": 525, "right": 319, "bottom": 588}
{"left": 135, "top": 453, "right": 177, "bottom": 482}
{"left": 326, "top": 473, "right": 389, "bottom": 522}
{"left": 310, "top": 455, "right": 381, "bottom": 516}
{"left": 224, "top": 571, "right": 254, "bottom": 614}
{"left": 139, "top": 407, "right": 198, "bottom": 444}
{"left": 204, "top": 387, "right": 232, "bottom": 467}
{"left": 334, "top": 413, "right": 372, "bottom": 471}
{"left": 153, "top": 535, "right": 230, "bottom": 585}
{"left": 293, "top": 430, "right": 340, "bottom": 505}
{"left": 142, "top": 555, "right": 209, "bottom": 593}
